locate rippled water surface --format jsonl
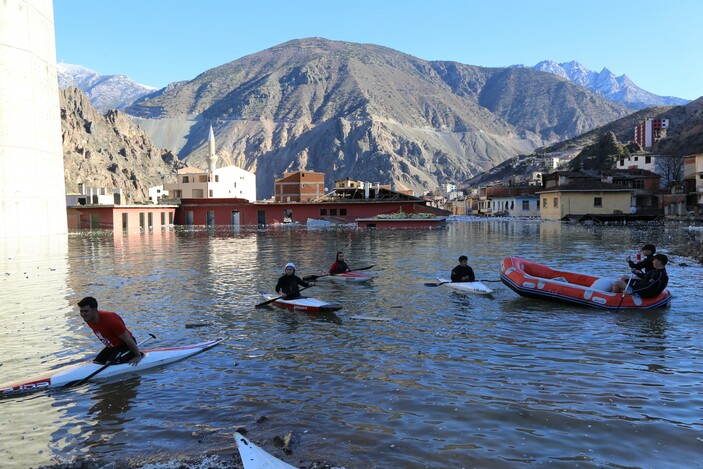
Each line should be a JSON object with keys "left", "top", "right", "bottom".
{"left": 1, "top": 221, "right": 702, "bottom": 468}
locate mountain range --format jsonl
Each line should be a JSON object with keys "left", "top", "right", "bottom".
{"left": 522, "top": 61, "right": 689, "bottom": 109}
{"left": 56, "top": 38, "right": 697, "bottom": 198}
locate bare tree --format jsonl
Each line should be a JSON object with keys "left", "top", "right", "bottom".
{"left": 656, "top": 155, "right": 685, "bottom": 188}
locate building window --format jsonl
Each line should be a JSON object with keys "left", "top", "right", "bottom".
{"left": 543, "top": 198, "right": 547, "bottom": 208}
{"left": 122, "top": 213, "right": 128, "bottom": 230}
{"left": 619, "top": 159, "right": 625, "bottom": 166}
{"left": 594, "top": 197, "right": 603, "bottom": 207}
{"left": 330, "top": 208, "right": 337, "bottom": 216}
{"left": 522, "top": 200, "right": 529, "bottom": 210}
{"left": 209, "top": 190, "right": 214, "bottom": 197}
{"left": 161, "top": 212, "right": 166, "bottom": 225}
{"left": 553, "top": 198, "right": 558, "bottom": 208}
{"left": 634, "top": 156, "right": 639, "bottom": 161}
{"left": 340, "top": 208, "right": 347, "bottom": 215}
{"left": 320, "top": 208, "right": 327, "bottom": 216}
{"left": 633, "top": 180, "right": 644, "bottom": 189}
{"left": 207, "top": 211, "right": 215, "bottom": 226}
{"left": 173, "top": 190, "right": 182, "bottom": 198}
{"left": 168, "top": 212, "right": 174, "bottom": 224}
{"left": 192, "top": 189, "right": 204, "bottom": 198}
{"left": 199, "top": 175, "right": 208, "bottom": 183}
{"left": 148, "top": 212, "right": 153, "bottom": 231}
{"left": 139, "top": 212, "right": 145, "bottom": 231}
{"left": 645, "top": 156, "right": 651, "bottom": 164}
{"left": 182, "top": 176, "right": 189, "bottom": 183}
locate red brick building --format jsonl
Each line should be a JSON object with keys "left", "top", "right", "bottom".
{"left": 274, "top": 171, "right": 325, "bottom": 202}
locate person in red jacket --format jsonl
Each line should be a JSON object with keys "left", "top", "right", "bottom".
{"left": 329, "top": 251, "right": 351, "bottom": 275}
{"left": 78, "top": 296, "right": 143, "bottom": 366}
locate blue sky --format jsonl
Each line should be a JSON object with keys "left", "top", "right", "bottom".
{"left": 54, "top": 0, "right": 702, "bottom": 100}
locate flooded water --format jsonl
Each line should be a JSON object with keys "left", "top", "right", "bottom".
{"left": 1, "top": 220, "right": 702, "bottom": 468}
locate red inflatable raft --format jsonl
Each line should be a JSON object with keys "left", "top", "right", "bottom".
{"left": 500, "top": 256, "right": 672, "bottom": 310}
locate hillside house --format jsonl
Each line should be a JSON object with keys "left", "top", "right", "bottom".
{"left": 602, "top": 169, "right": 662, "bottom": 215}
{"left": 537, "top": 172, "right": 631, "bottom": 221}
{"left": 684, "top": 153, "right": 703, "bottom": 212}
{"left": 634, "top": 118, "right": 669, "bottom": 149}
{"left": 477, "top": 185, "right": 540, "bottom": 217}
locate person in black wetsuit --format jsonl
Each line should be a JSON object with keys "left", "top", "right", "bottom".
{"left": 618, "top": 243, "right": 656, "bottom": 284}
{"left": 613, "top": 253, "right": 669, "bottom": 297}
{"left": 450, "top": 255, "right": 475, "bottom": 282}
{"left": 275, "top": 263, "right": 311, "bottom": 299}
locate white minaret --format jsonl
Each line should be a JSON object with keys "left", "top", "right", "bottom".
{"left": 207, "top": 124, "right": 218, "bottom": 173}
{"left": 0, "top": 0, "right": 67, "bottom": 237}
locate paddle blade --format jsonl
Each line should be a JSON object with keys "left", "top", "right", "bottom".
{"left": 302, "top": 275, "right": 320, "bottom": 282}
{"left": 423, "top": 282, "right": 442, "bottom": 287}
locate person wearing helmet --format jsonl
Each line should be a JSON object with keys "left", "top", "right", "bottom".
{"left": 275, "top": 263, "right": 312, "bottom": 299}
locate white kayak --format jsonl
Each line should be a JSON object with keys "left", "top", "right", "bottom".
{"left": 1, "top": 338, "right": 224, "bottom": 396}
{"left": 437, "top": 277, "right": 494, "bottom": 295}
{"left": 318, "top": 271, "right": 374, "bottom": 282}
{"left": 235, "top": 432, "right": 296, "bottom": 469}
{"left": 259, "top": 292, "right": 342, "bottom": 313}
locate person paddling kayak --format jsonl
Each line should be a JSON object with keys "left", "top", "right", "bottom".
{"left": 329, "top": 251, "right": 352, "bottom": 275}
{"left": 275, "top": 263, "right": 312, "bottom": 299}
{"left": 450, "top": 255, "right": 476, "bottom": 282}
{"left": 78, "top": 296, "right": 143, "bottom": 366}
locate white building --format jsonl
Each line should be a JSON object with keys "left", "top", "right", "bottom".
{"left": 164, "top": 125, "right": 256, "bottom": 201}
{"left": 148, "top": 185, "right": 168, "bottom": 204}
{"left": 66, "top": 184, "right": 123, "bottom": 206}
{"left": 617, "top": 154, "right": 657, "bottom": 172}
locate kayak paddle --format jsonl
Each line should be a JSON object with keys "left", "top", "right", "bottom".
{"left": 425, "top": 278, "right": 502, "bottom": 287}
{"left": 424, "top": 281, "right": 452, "bottom": 287}
{"left": 302, "top": 265, "right": 375, "bottom": 282}
{"left": 68, "top": 333, "right": 156, "bottom": 387}
{"left": 255, "top": 286, "right": 313, "bottom": 308}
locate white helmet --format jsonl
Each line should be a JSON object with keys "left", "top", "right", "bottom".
{"left": 284, "top": 262, "right": 296, "bottom": 271}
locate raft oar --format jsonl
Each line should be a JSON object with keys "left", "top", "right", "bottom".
{"left": 302, "top": 265, "right": 375, "bottom": 282}
{"left": 68, "top": 333, "right": 156, "bottom": 387}
{"left": 255, "top": 286, "right": 313, "bottom": 309}
{"left": 615, "top": 272, "right": 635, "bottom": 313}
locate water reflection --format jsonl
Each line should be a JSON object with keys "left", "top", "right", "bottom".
{"left": 1, "top": 223, "right": 702, "bottom": 468}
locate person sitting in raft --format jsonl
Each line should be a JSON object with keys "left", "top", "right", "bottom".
{"left": 450, "top": 255, "right": 476, "bottom": 282}
{"left": 618, "top": 244, "right": 656, "bottom": 284}
{"left": 275, "top": 263, "right": 312, "bottom": 299}
{"left": 329, "top": 251, "right": 351, "bottom": 275}
{"left": 612, "top": 253, "right": 669, "bottom": 297}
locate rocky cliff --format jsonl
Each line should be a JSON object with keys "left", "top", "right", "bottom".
{"left": 61, "top": 86, "right": 182, "bottom": 202}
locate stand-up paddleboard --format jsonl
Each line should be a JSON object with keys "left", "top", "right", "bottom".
{"left": 235, "top": 432, "right": 296, "bottom": 469}
{"left": 1, "top": 338, "right": 224, "bottom": 396}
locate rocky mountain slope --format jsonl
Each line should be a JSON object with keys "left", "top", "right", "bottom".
{"left": 122, "top": 38, "right": 631, "bottom": 198}
{"left": 526, "top": 60, "right": 690, "bottom": 109}
{"left": 468, "top": 97, "right": 703, "bottom": 187}
{"left": 58, "top": 63, "right": 157, "bottom": 113}
{"left": 60, "top": 86, "right": 182, "bottom": 202}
